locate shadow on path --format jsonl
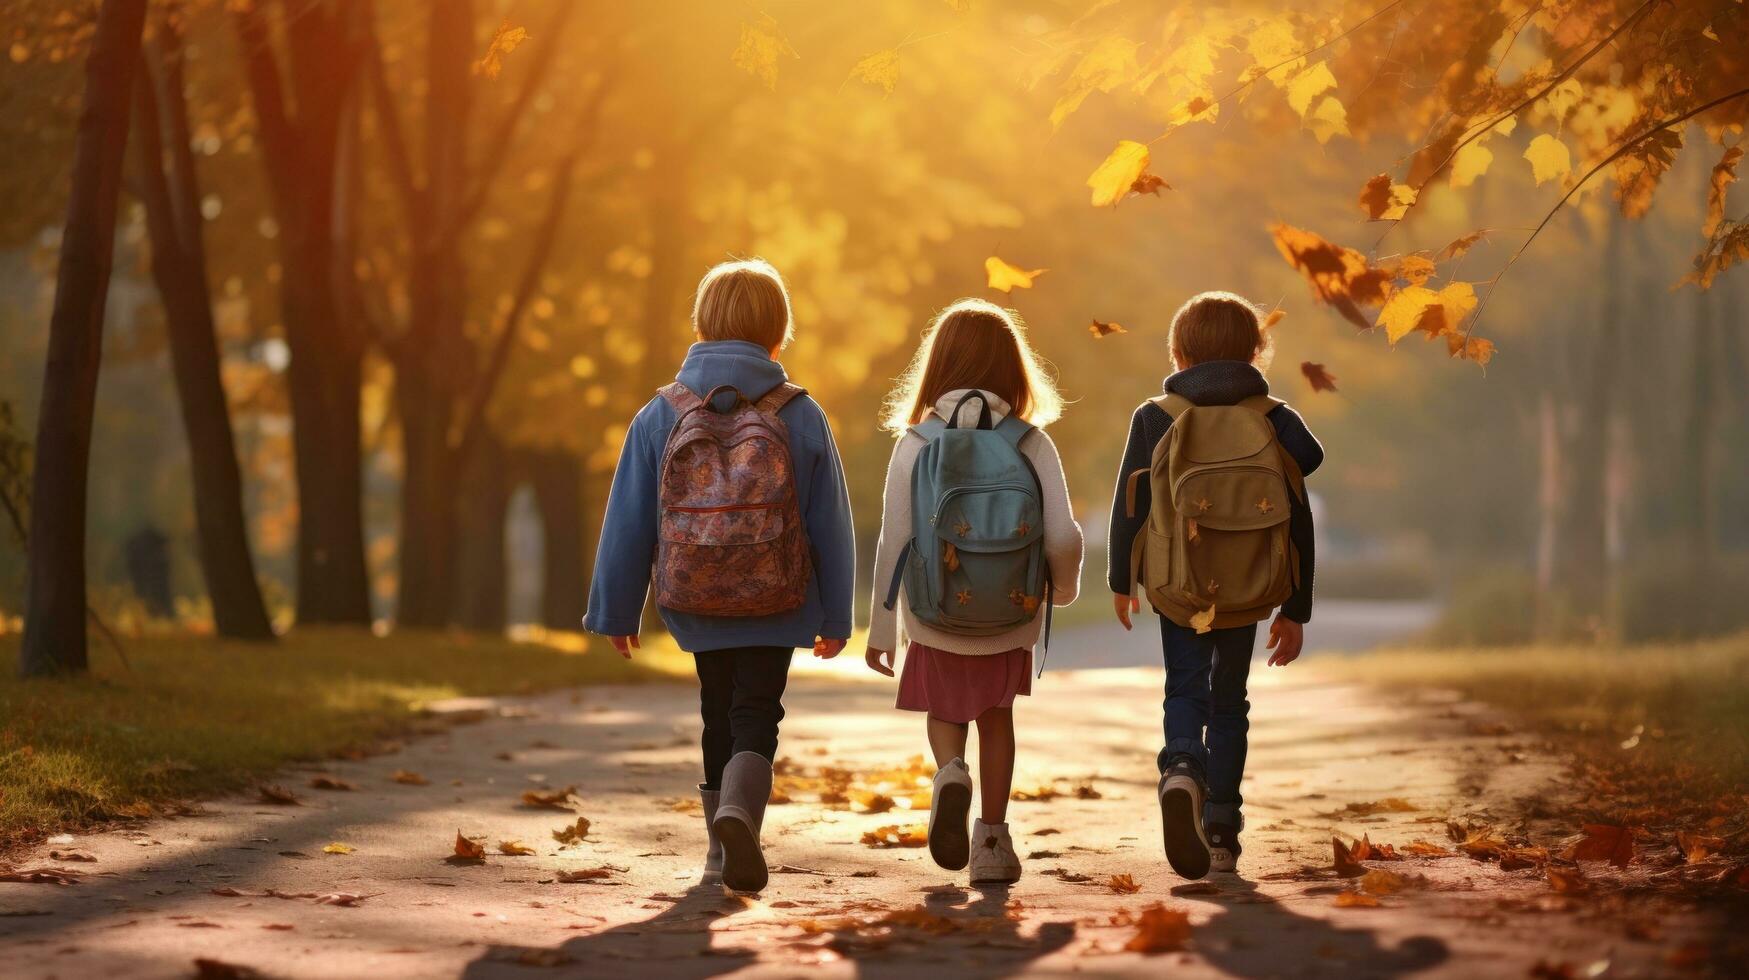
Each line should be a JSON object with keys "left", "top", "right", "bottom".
{"left": 1184, "top": 876, "right": 1449, "bottom": 979}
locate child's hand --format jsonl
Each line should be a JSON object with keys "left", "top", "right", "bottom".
{"left": 813, "top": 638, "right": 846, "bottom": 659}
{"left": 865, "top": 647, "right": 894, "bottom": 677}
{"left": 1266, "top": 615, "right": 1303, "bottom": 666}
{"left": 1113, "top": 592, "right": 1141, "bottom": 630}
{"left": 608, "top": 635, "right": 640, "bottom": 659}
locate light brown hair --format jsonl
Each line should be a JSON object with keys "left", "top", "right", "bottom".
{"left": 881, "top": 298, "right": 1063, "bottom": 434}
{"left": 692, "top": 258, "right": 794, "bottom": 351}
{"left": 1169, "top": 290, "right": 1273, "bottom": 369}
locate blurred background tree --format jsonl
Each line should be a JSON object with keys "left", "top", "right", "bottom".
{"left": 1, "top": 0, "right": 1744, "bottom": 671}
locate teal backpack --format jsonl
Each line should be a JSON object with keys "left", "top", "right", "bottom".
{"left": 883, "top": 392, "right": 1054, "bottom": 670}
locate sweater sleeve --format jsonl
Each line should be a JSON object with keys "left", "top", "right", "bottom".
{"left": 1106, "top": 404, "right": 1160, "bottom": 595}
{"left": 800, "top": 402, "right": 856, "bottom": 640}
{"left": 1269, "top": 404, "right": 1322, "bottom": 623}
{"left": 582, "top": 399, "right": 662, "bottom": 636}
{"left": 866, "top": 437, "right": 914, "bottom": 653}
{"left": 1027, "top": 430, "right": 1084, "bottom": 606}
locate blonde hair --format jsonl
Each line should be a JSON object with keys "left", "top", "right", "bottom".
{"left": 880, "top": 298, "right": 1064, "bottom": 435}
{"left": 692, "top": 258, "right": 794, "bottom": 351}
{"left": 1169, "top": 290, "right": 1274, "bottom": 370}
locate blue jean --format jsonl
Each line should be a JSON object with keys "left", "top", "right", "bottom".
{"left": 1157, "top": 616, "right": 1256, "bottom": 827}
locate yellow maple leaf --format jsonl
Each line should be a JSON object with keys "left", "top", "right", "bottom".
{"left": 1285, "top": 61, "right": 1337, "bottom": 117}
{"left": 322, "top": 842, "right": 355, "bottom": 855}
{"left": 1306, "top": 95, "right": 1349, "bottom": 144}
{"left": 1087, "top": 140, "right": 1151, "bottom": 207}
{"left": 1524, "top": 134, "right": 1572, "bottom": 187}
{"left": 851, "top": 49, "right": 900, "bottom": 95}
{"left": 1377, "top": 281, "right": 1477, "bottom": 343}
{"left": 497, "top": 839, "right": 538, "bottom": 856}
{"left": 471, "top": 20, "right": 529, "bottom": 80}
{"left": 1189, "top": 604, "right": 1216, "bottom": 635}
{"left": 733, "top": 15, "right": 797, "bottom": 90}
{"left": 1358, "top": 174, "right": 1417, "bottom": 221}
{"left": 1450, "top": 143, "right": 1494, "bottom": 189}
{"left": 985, "top": 256, "right": 1046, "bottom": 293}
{"left": 1392, "top": 254, "right": 1437, "bottom": 286}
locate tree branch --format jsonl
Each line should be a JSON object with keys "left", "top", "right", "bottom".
{"left": 359, "top": 0, "right": 422, "bottom": 221}
{"left": 230, "top": 1, "right": 301, "bottom": 213}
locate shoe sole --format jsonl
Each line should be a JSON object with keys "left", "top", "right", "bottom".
{"left": 1160, "top": 775, "right": 1211, "bottom": 880}
{"left": 929, "top": 781, "right": 972, "bottom": 871}
{"left": 713, "top": 808, "right": 767, "bottom": 893}
{"left": 969, "top": 868, "right": 1022, "bottom": 884}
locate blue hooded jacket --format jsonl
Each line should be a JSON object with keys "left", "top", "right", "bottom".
{"left": 582, "top": 340, "right": 856, "bottom": 652}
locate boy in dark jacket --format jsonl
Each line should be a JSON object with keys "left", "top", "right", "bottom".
{"left": 584, "top": 259, "right": 855, "bottom": 892}
{"left": 1107, "top": 291, "right": 1323, "bottom": 879}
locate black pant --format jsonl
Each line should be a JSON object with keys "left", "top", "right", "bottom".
{"left": 693, "top": 646, "right": 793, "bottom": 790}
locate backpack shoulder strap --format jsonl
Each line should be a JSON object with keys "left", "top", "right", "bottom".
{"left": 993, "top": 414, "right": 1033, "bottom": 448}
{"left": 754, "top": 382, "right": 806, "bottom": 414}
{"left": 1238, "top": 394, "right": 1284, "bottom": 416}
{"left": 1151, "top": 393, "right": 1195, "bottom": 419}
{"left": 909, "top": 417, "right": 947, "bottom": 442}
{"left": 658, "top": 382, "right": 701, "bottom": 412}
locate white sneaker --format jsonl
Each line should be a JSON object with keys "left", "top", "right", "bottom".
{"left": 928, "top": 758, "right": 973, "bottom": 871}
{"left": 968, "top": 818, "right": 1021, "bottom": 884}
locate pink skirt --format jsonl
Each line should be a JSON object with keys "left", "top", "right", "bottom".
{"left": 895, "top": 642, "right": 1031, "bottom": 724}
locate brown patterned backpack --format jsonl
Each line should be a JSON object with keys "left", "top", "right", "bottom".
{"left": 653, "top": 382, "right": 811, "bottom": 617}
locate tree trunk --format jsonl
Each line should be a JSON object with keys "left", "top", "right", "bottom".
{"left": 453, "top": 432, "right": 509, "bottom": 632}
{"left": 524, "top": 450, "right": 586, "bottom": 631}
{"left": 20, "top": 0, "right": 150, "bottom": 678}
{"left": 129, "top": 30, "right": 274, "bottom": 641}
{"left": 233, "top": 1, "right": 372, "bottom": 626}
{"left": 1676, "top": 286, "right": 1717, "bottom": 570}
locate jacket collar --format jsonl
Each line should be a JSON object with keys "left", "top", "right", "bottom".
{"left": 932, "top": 388, "right": 1013, "bottom": 428}
{"left": 1163, "top": 360, "right": 1269, "bottom": 406}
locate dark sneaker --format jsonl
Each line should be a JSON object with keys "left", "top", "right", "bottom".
{"left": 928, "top": 758, "right": 974, "bottom": 871}
{"left": 1207, "top": 822, "right": 1242, "bottom": 873}
{"left": 1157, "top": 760, "right": 1211, "bottom": 880}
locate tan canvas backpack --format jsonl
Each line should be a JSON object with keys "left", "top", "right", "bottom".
{"left": 1124, "top": 393, "right": 1304, "bottom": 630}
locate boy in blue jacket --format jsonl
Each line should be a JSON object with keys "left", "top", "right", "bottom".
{"left": 584, "top": 259, "right": 855, "bottom": 892}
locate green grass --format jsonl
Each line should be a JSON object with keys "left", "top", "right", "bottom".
{"left": 1324, "top": 632, "right": 1749, "bottom": 802}
{"left": 0, "top": 628, "right": 691, "bottom": 851}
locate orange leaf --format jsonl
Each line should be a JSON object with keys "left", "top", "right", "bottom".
{"left": 1089, "top": 319, "right": 1127, "bottom": 338}
{"left": 1261, "top": 309, "right": 1286, "bottom": 330}
{"left": 1357, "top": 173, "right": 1416, "bottom": 221}
{"left": 1437, "top": 230, "right": 1489, "bottom": 261}
{"left": 1333, "top": 836, "right": 1369, "bottom": 877}
{"left": 1567, "top": 824, "right": 1637, "bottom": 867}
{"left": 1130, "top": 173, "right": 1171, "bottom": 196}
{"left": 453, "top": 831, "right": 486, "bottom": 861}
{"left": 1270, "top": 223, "right": 1392, "bottom": 330}
{"left": 1334, "top": 890, "right": 1380, "bottom": 907}
{"left": 1122, "top": 903, "right": 1192, "bottom": 953}
{"left": 1108, "top": 873, "right": 1142, "bottom": 894}
{"left": 390, "top": 769, "right": 429, "bottom": 786}
{"left": 984, "top": 256, "right": 1046, "bottom": 293}
{"left": 1703, "top": 146, "right": 1743, "bottom": 238}
{"left": 1300, "top": 361, "right": 1338, "bottom": 392}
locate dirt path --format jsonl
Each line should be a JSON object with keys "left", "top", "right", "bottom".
{"left": 0, "top": 648, "right": 1728, "bottom": 978}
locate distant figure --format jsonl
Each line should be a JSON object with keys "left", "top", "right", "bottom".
{"left": 582, "top": 258, "right": 855, "bottom": 894}
{"left": 124, "top": 526, "right": 174, "bottom": 619}
{"left": 864, "top": 298, "right": 1085, "bottom": 886}
{"left": 1108, "top": 291, "right": 1325, "bottom": 880}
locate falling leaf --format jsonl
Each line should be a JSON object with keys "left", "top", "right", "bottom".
{"left": 1300, "top": 362, "right": 1338, "bottom": 393}
{"left": 733, "top": 15, "right": 797, "bottom": 90}
{"left": 860, "top": 824, "right": 929, "bottom": 848}
{"left": 1703, "top": 145, "right": 1743, "bottom": 238}
{"left": 552, "top": 817, "right": 593, "bottom": 844}
{"left": 555, "top": 866, "right": 619, "bottom": 882}
{"left": 391, "top": 770, "right": 429, "bottom": 786}
{"left": 1089, "top": 319, "right": 1127, "bottom": 338}
{"left": 984, "top": 256, "right": 1046, "bottom": 293}
{"left": 850, "top": 49, "right": 900, "bottom": 95}
{"left": 1358, "top": 173, "right": 1417, "bottom": 221}
{"left": 1122, "top": 903, "right": 1192, "bottom": 953}
{"left": 322, "top": 842, "right": 355, "bottom": 855}
{"left": 520, "top": 786, "right": 581, "bottom": 810}
{"left": 453, "top": 831, "right": 486, "bottom": 862}
{"left": 1566, "top": 824, "right": 1637, "bottom": 867}
{"left": 1087, "top": 140, "right": 1151, "bottom": 207}
{"left": 1130, "top": 173, "right": 1171, "bottom": 196}
{"left": 1437, "top": 231, "right": 1488, "bottom": 261}
{"left": 1189, "top": 604, "right": 1216, "bottom": 635}
{"left": 308, "top": 776, "right": 355, "bottom": 791}
{"left": 257, "top": 785, "right": 300, "bottom": 806}
{"left": 472, "top": 20, "right": 530, "bottom": 80}
{"left": 1334, "top": 890, "right": 1381, "bottom": 907}
{"left": 1108, "top": 873, "right": 1142, "bottom": 894}
{"left": 1376, "top": 281, "right": 1477, "bottom": 343}
{"left": 498, "top": 840, "right": 539, "bottom": 856}
{"left": 1524, "top": 134, "right": 1572, "bottom": 187}
{"left": 1270, "top": 223, "right": 1392, "bottom": 330}
{"left": 1262, "top": 309, "right": 1286, "bottom": 330}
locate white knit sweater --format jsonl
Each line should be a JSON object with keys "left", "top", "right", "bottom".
{"left": 867, "top": 389, "right": 1084, "bottom": 656}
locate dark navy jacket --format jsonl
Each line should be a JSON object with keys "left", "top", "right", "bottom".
{"left": 1106, "top": 361, "right": 1324, "bottom": 623}
{"left": 582, "top": 341, "right": 855, "bottom": 651}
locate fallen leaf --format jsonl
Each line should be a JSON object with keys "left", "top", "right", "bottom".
{"left": 1108, "top": 873, "right": 1141, "bottom": 894}
{"left": 453, "top": 831, "right": 487, "bottom": 862}
{"left": 322, "top": 842, "right": 355, "bottom": 855}
{"left": 555, "top": 866, "right": 620, "bottom": 882}
{"left": 0, "top": 868, "right": 79, "bottom": 885}
{"left": 860, "top": 824, "right": 929, "bottom": 849}
{"left": 256, "top": 785, "right": 300, "bottom": 806}
{"left": 1089, "top": 319, "right": 1127, "bottom": 338}
{"left": 48, "top": 849, "right": 96, "bottom": 863}
{"left": 1358, "top": 868, "right": 1417, "bottom": 895}
{"left": 1334, "top": 890, "right": 1380, "bottom": 907}
{"left": 984, "top": 256, "right": 1046, "bottom": 293}
{"left": 193, "top": 959, "right": 266, "bottom": 980}
{"left": 1122, "top": 902, "right": 1192, "bottom": 954}
{"left": 1341, "top": 798, "right": 1418, "bottom": 816}
{"left": 1404, "top": 840, "right": 1454, "bottom": 858}
{"left": 390, "top": 770, "right": 429, "bottom": 786}
{"left": 314, "top": 892, "right": 375, "bottom": 906}
{"left": 552, "top": 817, "right": 593, "bottom": 844}
{"left": 496, "top": 839, "right": 538, "bottom": 857}
{"left": 1675, "top": 831, "right": 1724, "bottom": 865}
{"left": 1546, "top": 867, "right": 1588, "bottom": 893}
{"left": 1300, "top": 361, "right": 1338, "bottom": 393}
{"left": 1333, "top": 836, "right": 1369, "bottom": 877}
{"left": 1087, "top": 140, "right": 1151, "bottom": 207}
{"left": 1566, "top": 824, "right": 1636, "bottom": 868}
{"left": 520, "top": 786, "right": 581, "bottom": 810}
